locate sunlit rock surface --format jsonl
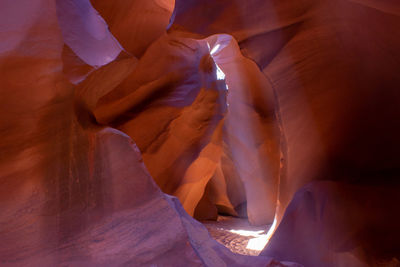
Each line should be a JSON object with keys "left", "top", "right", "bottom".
{"left": 172, "top": 0, "right": 400, "bottom": 214}
{"left": 204, "top": 34, "right": 280, "bottom": 226}
{"left": 0, "top": 0, "right": 299, "bottom": 266}
{"left": 2, "top": 0, "right": 400, "bottom": 266}
{"left": 92, "top": 32, "right": 280, "bottom": 225}
{"left": 171, "top": 0, "right": 400, "bottom": 265}
{"left": 92, "top": 34, "right": 228, "bottom": 221}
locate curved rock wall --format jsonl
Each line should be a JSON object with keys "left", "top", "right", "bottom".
{"left": 171, "top": 0, "right": 400, "bottom": 265}
{"left": 0, "top": 0, "right": 298, "bottom": 266}
{"left": 1, "top": 0, "right": 400, "bottom": 266}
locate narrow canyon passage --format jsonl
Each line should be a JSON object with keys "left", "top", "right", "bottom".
{"left": 1, "top": 0, "right": 400, "bottom": 266}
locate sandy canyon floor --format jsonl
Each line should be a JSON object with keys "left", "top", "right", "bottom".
{"left": 202, "top": 216, "right": 272, "bottom": 256}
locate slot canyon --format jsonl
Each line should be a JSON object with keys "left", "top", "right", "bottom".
{"left": 1, "top": 0, "right": 400, "bottom": 266}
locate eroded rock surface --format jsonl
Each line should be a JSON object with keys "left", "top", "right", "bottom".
{"left": 171, "top": 0, "right": 400, "bottom": 265}
{"left": 0, "top": 0, "right": 298, "bottom": 266}
{"left": 90, "top": 31, "right": 281, "bottom": 226}
{"left": 2, "top": 0, "right": 400, "bottom": 266}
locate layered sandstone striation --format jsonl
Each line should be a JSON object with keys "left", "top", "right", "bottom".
{"left": 171, "top": 0, "right": 400, "bottom": 265}
{"left": 1, "top": 0, "right": 400, "bottom": 266}
{"left": 0, "top": 0, "right": 298, "bottom": 266}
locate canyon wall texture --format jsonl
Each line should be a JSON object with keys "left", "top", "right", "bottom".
{"left": 0, "top": 0, "right": 297, "bottom": 266}
{"left": 171, "top": 0, "right": 400, "bottom": 265}
{"left": 1, "top": 0, "right": 400, "bottom": 266}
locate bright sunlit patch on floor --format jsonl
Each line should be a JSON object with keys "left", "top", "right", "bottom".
{"left": 203, "top": 216, "right": 273, "bottom": 256}
{"left": 229, "top": 229, "right": 265, "bottom": 237}
{"left": 224, "top": 215, "right": 278, "bottom": 252}
{"left": 246, "top": 216, "right": 278, "bottom": 251}
{"left": 247, "top": 236, "right": 269, "bottom": 251}
{"left": 227, "top": 229, "right": 268, "bottom": 252}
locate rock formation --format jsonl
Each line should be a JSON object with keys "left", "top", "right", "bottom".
{"left": 0, "top": 0, "right": 298, "bottom": 265}
{"left": 171, "top": 0, "right": 400, "bottom": 265}
{"left": 1, "top": 0, "right": 400, "bottom": 266}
